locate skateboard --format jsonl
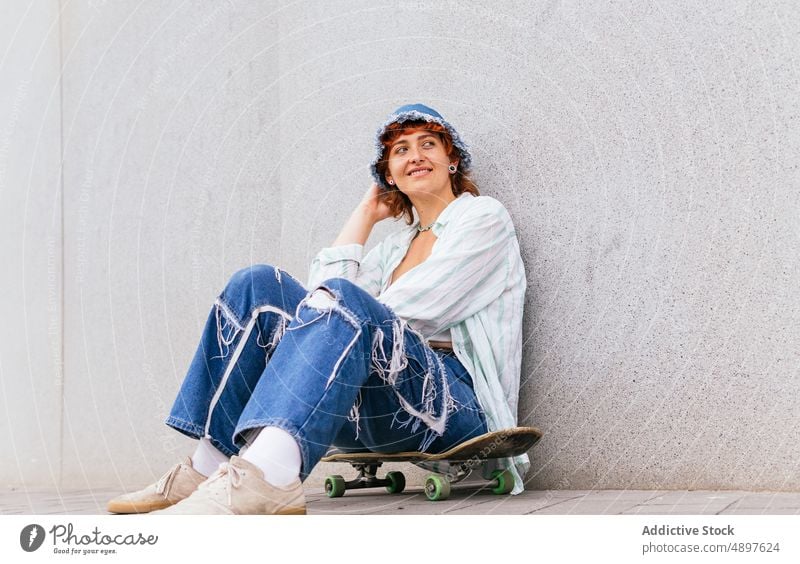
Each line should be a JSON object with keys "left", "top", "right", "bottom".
{"left": 320, "top": 426, "right": 542, "bottom": 501}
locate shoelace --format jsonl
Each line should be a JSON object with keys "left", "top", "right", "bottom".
{"left": 154, "top": 462, "right": 183, "bottom": 496}
{"left": 198, "top": 461, "right": 244, "bottom": 506}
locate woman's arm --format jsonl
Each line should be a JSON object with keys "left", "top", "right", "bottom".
{"left": 332, "top": 183, "right": 393, "bottom": 246}
{"left": 307, "top": 184, "right": 394, "bottom": 293}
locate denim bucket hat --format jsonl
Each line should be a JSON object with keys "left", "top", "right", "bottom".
{"left": 370, "top": 103, "right": 472, "bottom": 190}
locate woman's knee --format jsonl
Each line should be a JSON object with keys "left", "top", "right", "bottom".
{"left": 306, "top": 278, "right": 366, "bottom": 311}
{"left": 223, "top": 264, "right": 286, "bottom": 305}
{"left": 222, "top": 264, "right": 308, "bottom": 321}
{"left": 315, "top": 277, "right": 363, "bottom": 301}
{"left": 228, "top": 264, "right": 278, "bottom": 288}
{"left": 306, "top": 277, "right": 384, "bottom": 322}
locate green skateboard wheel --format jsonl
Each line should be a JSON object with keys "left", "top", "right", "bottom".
{"left": 385, "top": 471, "right": 406, "bottom": 494}
{"left": 324, "top": 475, "right": 346, "bottom": 498}
{"left": 424, "top": 475, "right": 451, "bottom": 501}
{"left": 490, "top": 469, "right": 514, "bottom": 495}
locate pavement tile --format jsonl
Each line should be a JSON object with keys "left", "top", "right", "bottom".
{"left": 644, "top": 491, "right": 743, "bottom": 503}
{"left": 727, "top": 493, "right": 800, "bottom": 508}
{"left": 5, "top": 489, "right": 800, "bottom": 515}
{"left": 719, "top": 508, "right": 800, "bottom": 515}
{"left": 446, "top": 496, "right": 586, "bottom": 515}
{"left": 569, "top": 490, "right": 667, "bottom": 502}
{"left": 530, "top": 500, "right": 642, "bottom": 515}
{"left": 622, "top": 504, "right": 733, "bottom": 515}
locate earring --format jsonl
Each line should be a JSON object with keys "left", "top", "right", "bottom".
{"left": 448, "top": 164, "right": 457, "bottom": 174}
{"left": 388, "top": 179, "right": 394, "bottom": 185}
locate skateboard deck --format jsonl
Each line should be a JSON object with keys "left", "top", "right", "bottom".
{"left": 320, "top": 427, "right": 542, "bottom": 501}
{"left": 322, "top": 426, "right": 541, "bottom": 464}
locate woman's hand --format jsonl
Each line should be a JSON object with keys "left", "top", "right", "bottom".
{"left": 331, "top": 183, "right": 395, "bottom": 247}
{"left": 357, "top": 182, "right": 395, "bottom": 224}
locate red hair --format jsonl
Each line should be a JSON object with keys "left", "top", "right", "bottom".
{"left": 375, "top": 121, "right": 479, "bottom": 225}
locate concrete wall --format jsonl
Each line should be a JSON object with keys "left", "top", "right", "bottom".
{"left": 2, "top": 0, "right": 799, "bottom": 493}
{"left": 0, "top": 1, "right": 63, "bottom": 490}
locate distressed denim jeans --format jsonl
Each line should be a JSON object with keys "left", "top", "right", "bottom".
{"left": 165, "top": 264, "right": 488, "bottom": 480}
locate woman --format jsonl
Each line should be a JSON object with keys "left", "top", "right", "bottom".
{"left": 106, "top": 103, "right": 529, "bottom": 515}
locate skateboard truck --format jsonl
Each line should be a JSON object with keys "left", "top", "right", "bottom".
{"left": 324, "top": 462, "right": 406, "bottom": 497}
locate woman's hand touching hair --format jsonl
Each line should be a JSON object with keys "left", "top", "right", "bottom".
{"left": 331, "top": 183, "right": 396, "bottom": 248}
{"left": 358, "top": 182, "right": 395, "bottom": 224}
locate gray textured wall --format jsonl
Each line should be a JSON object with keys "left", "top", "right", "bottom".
{"left": 1, "top": 0, "right": 798, "bottom": 493}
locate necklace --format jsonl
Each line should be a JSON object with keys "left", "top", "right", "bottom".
{"left": 417, "top": 221, "right": 435, "bottom": 233}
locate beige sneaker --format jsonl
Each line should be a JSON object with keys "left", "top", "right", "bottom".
{"left": 150, "top": 456, "right": 306, "bottom": 515}
{"left": 107, "top": 457, "right": 206, "bottom": 514}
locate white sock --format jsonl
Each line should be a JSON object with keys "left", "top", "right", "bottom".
{"left": 241, "top": 426, "right": 301, "bottom": 487}
{"left": 190, "top": 437, "right": 230, "bottom": 477}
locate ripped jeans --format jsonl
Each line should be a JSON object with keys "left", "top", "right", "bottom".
{"left": 165, "top": 264, "right": 488, "bottom": 480}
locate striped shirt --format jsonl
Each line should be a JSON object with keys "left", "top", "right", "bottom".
{"left": 307, "top": 192, "right": 530, "bottom": 494}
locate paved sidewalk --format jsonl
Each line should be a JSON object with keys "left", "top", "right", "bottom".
{"left": 3, "top": 486, "right": 800, "bottom": 515}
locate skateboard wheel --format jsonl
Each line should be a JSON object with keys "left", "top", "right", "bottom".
{"left": 424, "top": 475, "right": 451, "bottom": 501}
{"left": 385, "top": 471, "right": 406, "bottom": 494}
{"left": 324, "top": 475, "right": 346, "bottom": 498}
{"left": 490, "top": 469, "right": 514, "bottom": 495}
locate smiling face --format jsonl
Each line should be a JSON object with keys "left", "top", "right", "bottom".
{"left": 384, "top": 129, "right": 458, "bottom": 201}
